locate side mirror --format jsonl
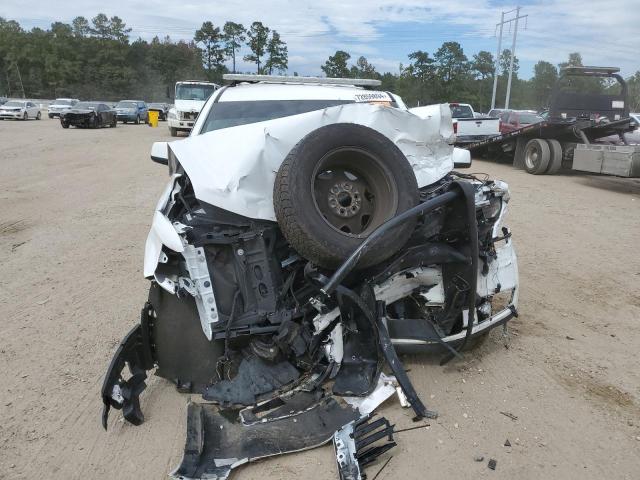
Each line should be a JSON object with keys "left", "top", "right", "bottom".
{"left": 452, "top": 147, "right": 472, "bottom": 169}
{"left": 151, "top": 141, "right": 169, "bottom": 165}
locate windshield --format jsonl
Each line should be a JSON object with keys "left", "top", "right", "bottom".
{"left": 74, "top": 102, "right": 98, "bottom": 110}
{"left": 176, "top": 84, "right": 217, "bottom": 101}
{"left": 200, "top": 100, "right": 354, "bottom": 133}
{"left": 116, "top": 101, "right": 137, "bottom": 109}
{"left": 450, "top": 104, "right": 474, "bottom": 119}
{"left": 55, "top": 99, "right": 74, "bottom": 106}
{"left": 4, "top": 101, "right": 24, "bottom": 107}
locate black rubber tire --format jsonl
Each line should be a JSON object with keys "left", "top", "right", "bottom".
{"left": 36, "top": 111, "right": 41, "bottom": 120}
{"left": 48, "top": 114, "right": 53, "bottom": 119}
{"left": 170, "top": 127, "right": 178, "bottom": 137}
{"left": 274, "top": 123, "right": 419, "bottom": 269}
{"left": 523, "top": 138, "right": 550, "bottom": 174}
{"left": 135, "top": 115, "right": 140, "bottom": 125}
{"left": 545, "top": 139, "right": 563, "bottom": 175}
{"left": 110, "top": 117, "right": 117, "bottom": 128}
{"left": 22, "top": 112, "right": 28, "bottom": 121}
{"left": 61, "top": 121, "right": 69, "bottom": 129}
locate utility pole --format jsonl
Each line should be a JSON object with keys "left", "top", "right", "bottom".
{"left": 490, "top": 11, "right": 504, "bottom": 110}
{"left": 491, "top": 7, "right": 528, "bottom": 110}
{"left": 505, "top": 6, "right": 522, "bottom": 109}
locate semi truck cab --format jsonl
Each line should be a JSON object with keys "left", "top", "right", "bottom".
{"left": 167, "top": 81, "right": 220, "bottom": 137}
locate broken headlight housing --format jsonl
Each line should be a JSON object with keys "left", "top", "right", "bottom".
{"left": 482, "top": 196, "right": 503, "bottom": 220}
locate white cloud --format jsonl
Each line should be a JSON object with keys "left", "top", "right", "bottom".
{"left": 2, "top": 0, "right": 639, "bottom": 77}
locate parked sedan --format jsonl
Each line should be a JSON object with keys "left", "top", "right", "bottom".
{"left": 148, "top": 102, "right": 169, "bottom": 120}
{"left": 60, "top": 102, "right": 116, "bottom": 129}
{"left": 499, "top": 110, "right": 544, "bottom": 134}
{"left": 114, "top": 100, "right": 148, "bottom": 124}
{"left": 48, "top": 98, "right": 80, "bottom": 118}
{"left": 0, "top": 100, "right": 41, "bottom": 120}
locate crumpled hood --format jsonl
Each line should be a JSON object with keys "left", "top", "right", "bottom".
{"left": 174, "top": 99, "right": 205, "bottom": 113}
{"left": 168, "top": 103, "right": 458, "bottom": 221}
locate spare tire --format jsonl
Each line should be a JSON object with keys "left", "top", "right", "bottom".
{"left": 274, "top": 123, "right": 419, "bottom": 269}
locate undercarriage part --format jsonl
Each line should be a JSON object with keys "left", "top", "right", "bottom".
{"left": 101, "top": 304, "right": 155, "bottom": 429}
{"left": 374, "top": 301, "right": 436, "bottom": 420}
{"left": 274, "top": 123, "right": 419, "bottom": 269}
{"left": 334, "top": 414, "right": 396, "bottom": 480}
{"left": 332, "top": 289, "right": 381, "bottom": 397}
{"left": 172, "top": 395, "right": 360, "bottom": 480}
{"left": 202, "top": 354, "right": 300, "bottom": 406}
{"left": 148, "top": 282, "right": 226, "bottom": 393}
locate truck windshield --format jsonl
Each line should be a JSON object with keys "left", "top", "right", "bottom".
{"left": 200, "top": 100, "right": 354, "bottom": 133}
{"left": 450, "top": 104, "right": 474, "bottom": 119}
{"left": 176, "top": 84, "right": 217, "bottom": 101}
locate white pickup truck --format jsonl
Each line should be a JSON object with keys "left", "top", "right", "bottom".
{"left": 448, "top": 103, "right": 500, "bottom": 145}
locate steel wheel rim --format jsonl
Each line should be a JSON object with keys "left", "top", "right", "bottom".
{"left": 525, "top": 145, "right": 539, "bottom": 169}
{"left": 311, "top": 147, "right": 398, "bottom": 238}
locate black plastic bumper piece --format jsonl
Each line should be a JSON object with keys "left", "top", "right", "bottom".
{"left": 173, "top": 393, "right": 359, "bottom": 479}
{"left": 101, "top": 303, "right": 155, "bottom": 429}
{"left": 375, "top": 301, "right": 437, "bottom": 420}
{"left": 334, "top": 414, "right": 396, "bottom": 480}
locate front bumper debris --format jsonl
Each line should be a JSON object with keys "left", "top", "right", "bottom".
{"left": 172, "top": 374, "right": 398, "bottom": 480}
{"left": 334, "top": 414, "right": 396, "bottom": 480}
{"left": 100, "top": 303, "right": 154, "bottom": 429}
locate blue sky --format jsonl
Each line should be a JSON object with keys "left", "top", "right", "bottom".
{"left": 3, "top": 0, "right": 639, "bottom": 79}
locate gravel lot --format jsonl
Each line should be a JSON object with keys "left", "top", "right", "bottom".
{"left": 1, "top": 116, "right": 639, "bottom": 479}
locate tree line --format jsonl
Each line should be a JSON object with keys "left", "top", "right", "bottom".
{"left": 0, "top": 15, "right": 287, "bottom": 100}
{"left": 1, "top": 14, "right": 639, "bottom": 112}
{"left": 322, "top": 47, "right": 640, "bottom": 112}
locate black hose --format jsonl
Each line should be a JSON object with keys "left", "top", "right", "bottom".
{"left": 321, "top": 190, "right": 459, "bottom": 295}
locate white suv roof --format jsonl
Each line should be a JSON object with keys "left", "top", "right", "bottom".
{"left": 219, "top": 82, "right": 394, "bottom": 102}
{"left": 192, "top": 81, "right": 405, "bottom": 135}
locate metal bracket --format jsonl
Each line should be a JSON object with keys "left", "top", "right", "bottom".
{"left": 181, "top": 245, "right": 219, "bottom": 340}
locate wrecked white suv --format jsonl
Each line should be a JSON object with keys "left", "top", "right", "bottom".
{"left": 102, "top": 75, "right": 518, "bottom": 480}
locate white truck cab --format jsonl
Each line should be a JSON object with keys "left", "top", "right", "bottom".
{"left": 168, "top": 81, "right": 220, "bottom": 136}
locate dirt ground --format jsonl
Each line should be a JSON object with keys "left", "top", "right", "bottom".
{"left": 1, "top": 117, "right": 639, "bottom": 480}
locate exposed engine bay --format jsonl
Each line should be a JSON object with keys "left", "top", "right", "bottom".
{"left": 101, "top": 102, "right": 518, "bottom": 479}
